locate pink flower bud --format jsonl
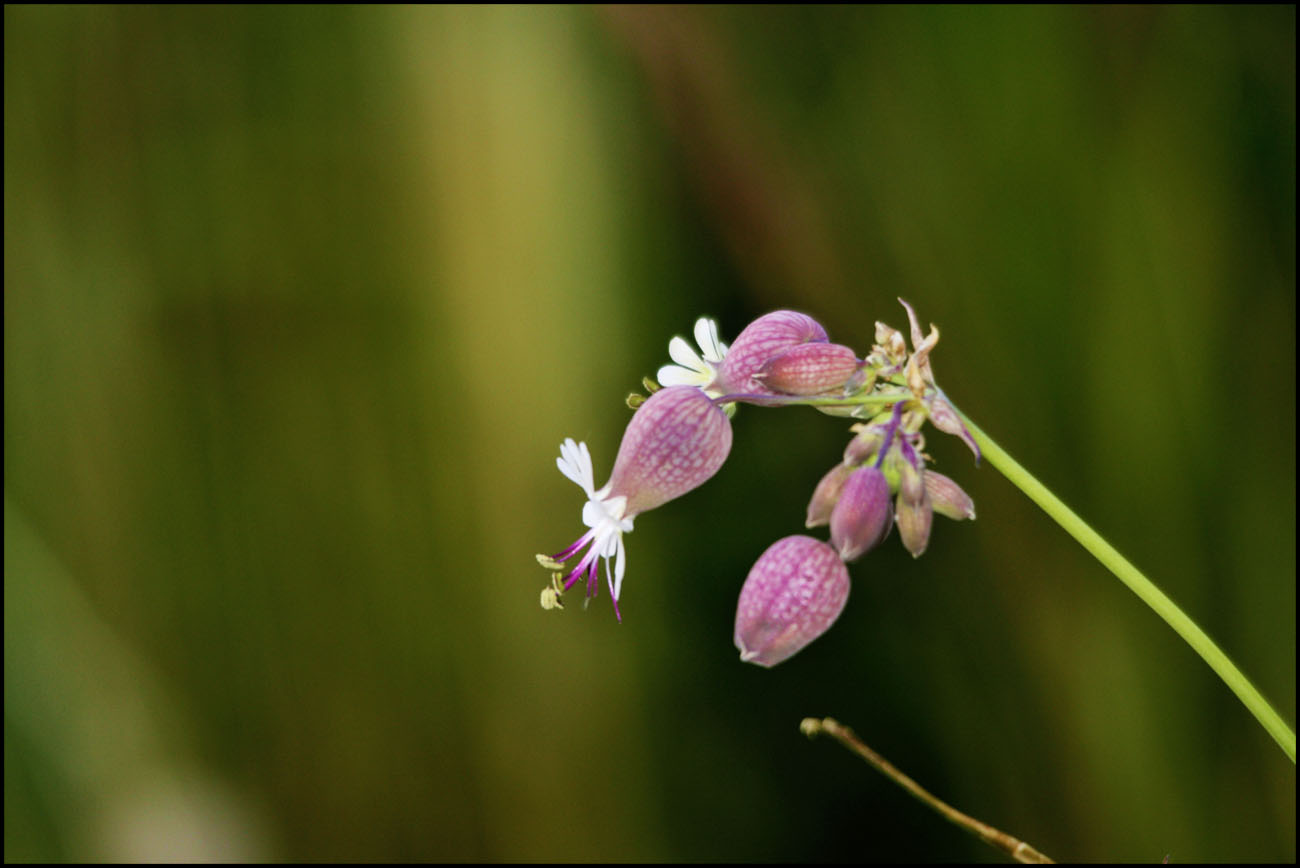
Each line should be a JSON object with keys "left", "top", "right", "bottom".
{"left": 926, "top": 392, "right": 981, "bottom": 463}
{"left": 756, "top": 343, "right": 861, "bottom": 396}
{"left": 805, "top": 463, "right": 852, "bottom": 528}
{"left": 718, "top": 310, "right": 828, "bottom": 395}
{"left": 607, "top": 385, "right": 733, "bottom": 516}
{"left": 924, "top": 471, "right": 976, "bottom": 521}
{"left": 843, "top": 428, "right": 884, "bottom": 466}
{"left": 895, "top": 460, "right": 933, "bottom": 558}
{"left": 829, "top": 466, "right": 894, "bottom": 562}
{"left": 734, "top": 535, "right": 850, "bottom": 668}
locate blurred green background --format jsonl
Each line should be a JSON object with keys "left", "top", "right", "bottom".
{"left": 5, "top": 5, "right": 1294, "bottom": 862}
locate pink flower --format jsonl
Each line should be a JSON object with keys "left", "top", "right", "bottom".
{"left": 718, "top": 310, "right": 828, "bottom": 396}
{"left": 540, "top": 386, "right": 732, "bottom": 619}
{"left": 756, "top": 342, "right": 862, "bottom": 396}
{"left": 829, "top": 466, "right": 894, "bottom": 562}
{"left": 734, "top": 535, "right": 850, "bottom": 667}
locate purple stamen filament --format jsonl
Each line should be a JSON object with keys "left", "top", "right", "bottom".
{"left": 550, "top": 529, "right": 595, "bottom": 565}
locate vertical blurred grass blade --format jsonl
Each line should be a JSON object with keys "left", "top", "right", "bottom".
{"left": 4, "top": 497, "right": 269, "bottom": 860}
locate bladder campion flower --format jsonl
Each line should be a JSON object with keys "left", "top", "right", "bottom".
{"left": 718, "top": 310, "right": 829, "bottom": 396}
{"left": 538, "top": 385, "right": 732, "bottom": 620}
{"left": 734, "top": 535, "right": 850, "bottom": 667}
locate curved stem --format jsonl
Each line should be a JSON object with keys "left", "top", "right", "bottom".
{"left": 956, "top": 409, "right": 1296, "bottom": 764}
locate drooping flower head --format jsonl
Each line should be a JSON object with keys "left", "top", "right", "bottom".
{"left": 539, "top": 385, "right": 732, "bottom": 620}
{"left": 734, "top": 535, "right": 850, "bottom": 667}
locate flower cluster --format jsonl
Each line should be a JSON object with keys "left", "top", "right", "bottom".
{"left": 537, "top": 301, "right": 977, "bottom": 665}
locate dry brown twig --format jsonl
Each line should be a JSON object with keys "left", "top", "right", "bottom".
{"left": 801, "top": 717, "right": 1055, "bottom": 864}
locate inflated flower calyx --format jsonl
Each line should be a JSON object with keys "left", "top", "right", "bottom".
{"left": 756, "top": 343, "right": 862, "bottom": 396}
{"left": 606, "top": 385, "right": 733, "bottom": 516}
{"left": 718, "top": 310, "right": 828, "bottom": 396}
{"left": 734, "top": 535, "right": 850, "bottom": 668}
{"left": 925, "top": 471, "right": 976, "bottom": 521}
{"left": 894, "top": 450, "right": 933, "bottom": 558}
{"left": 829, "top": 466, "right": 894, "bottom": 562}
{"left": 540, "top": 386, "right": 733, "bottom": 620}
{"left": 805, "top": 463, "right": 852, "bottom": 528}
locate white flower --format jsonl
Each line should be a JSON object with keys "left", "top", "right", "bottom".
{"left": 656, "top": 317, "right": 728, "bottom": 397}
{"left": 543, "top": 438, "right": 635, "bottom": 617}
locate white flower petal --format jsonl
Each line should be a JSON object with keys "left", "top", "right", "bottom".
{"left": 694, "top": 317, "right": 726, "bottom": 363}
{"left": 605, "top": 554, "right": 617, "bottom": 605}
{"left": 581, "top": 499, "right": 604, "bottom": 529}
{"left": 578, "top": 442, "right": 595, "bottom": 492}
{"left": 657, "top": 364, "right": 708, "bottom": 387}
{"left": 604, "top": 494, "right": 629, "bottom": 522}
{"left": 668, "top": 335, "right": 704, "bottom": 370}
{"left": 556, "top": 438, "right": 596, "bottom": 496}
{"left": 613, "top": 534, "right": 626, "bottom": 600}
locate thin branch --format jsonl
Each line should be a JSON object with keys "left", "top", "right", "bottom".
{"left": 801, "top": 717, "right": 1055, "bottom": 864}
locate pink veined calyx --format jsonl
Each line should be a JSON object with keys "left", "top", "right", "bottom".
{"left": 537, "top": 385, "right": 732, "bottom": 621}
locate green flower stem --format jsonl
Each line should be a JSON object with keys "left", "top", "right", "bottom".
{"left": 956, "top": 408, "right": 1296, "bottom": 764}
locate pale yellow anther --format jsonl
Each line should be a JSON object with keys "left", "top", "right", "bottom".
{"left": 536, "top": 553, "right": 564, "bottom": 571}
{"left": 540, "top": 586, "right": 564, "bottom": 610}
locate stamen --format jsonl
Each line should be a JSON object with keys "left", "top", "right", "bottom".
{"left": 549, "top": 529, "right": 595, "bottom": 565}
{"left": 562, "top": 547, "right": 597, "bottom": 592}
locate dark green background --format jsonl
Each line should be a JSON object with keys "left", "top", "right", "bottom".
{"left": 5, "top": 6, "right": 1294, "bottom": 861}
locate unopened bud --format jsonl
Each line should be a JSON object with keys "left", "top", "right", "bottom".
{"left": 718, "top": 310, "right": 828, "bottom": 395}
{"left": 924, "top": 471, "right": 975, "bottom": 521}
{"left": 895, "top": 462, "right": 933, "bottom": 558}
{"left": 843, "top": 429, "right": 884, "bottom": 467}
{"left": 927, "top": 392, "right": 981, "bottom": 463}
{"left": 805, "top": 463, "right": 852, "bottom": 528}
{"left": 734, "top": 535, "right": 851, "bottom": 668}
{"left": 830, "top": 466, "right": 894, "bottom": 562}
{"left": 757, "top": 343, "right": 861, "bottom": 396}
